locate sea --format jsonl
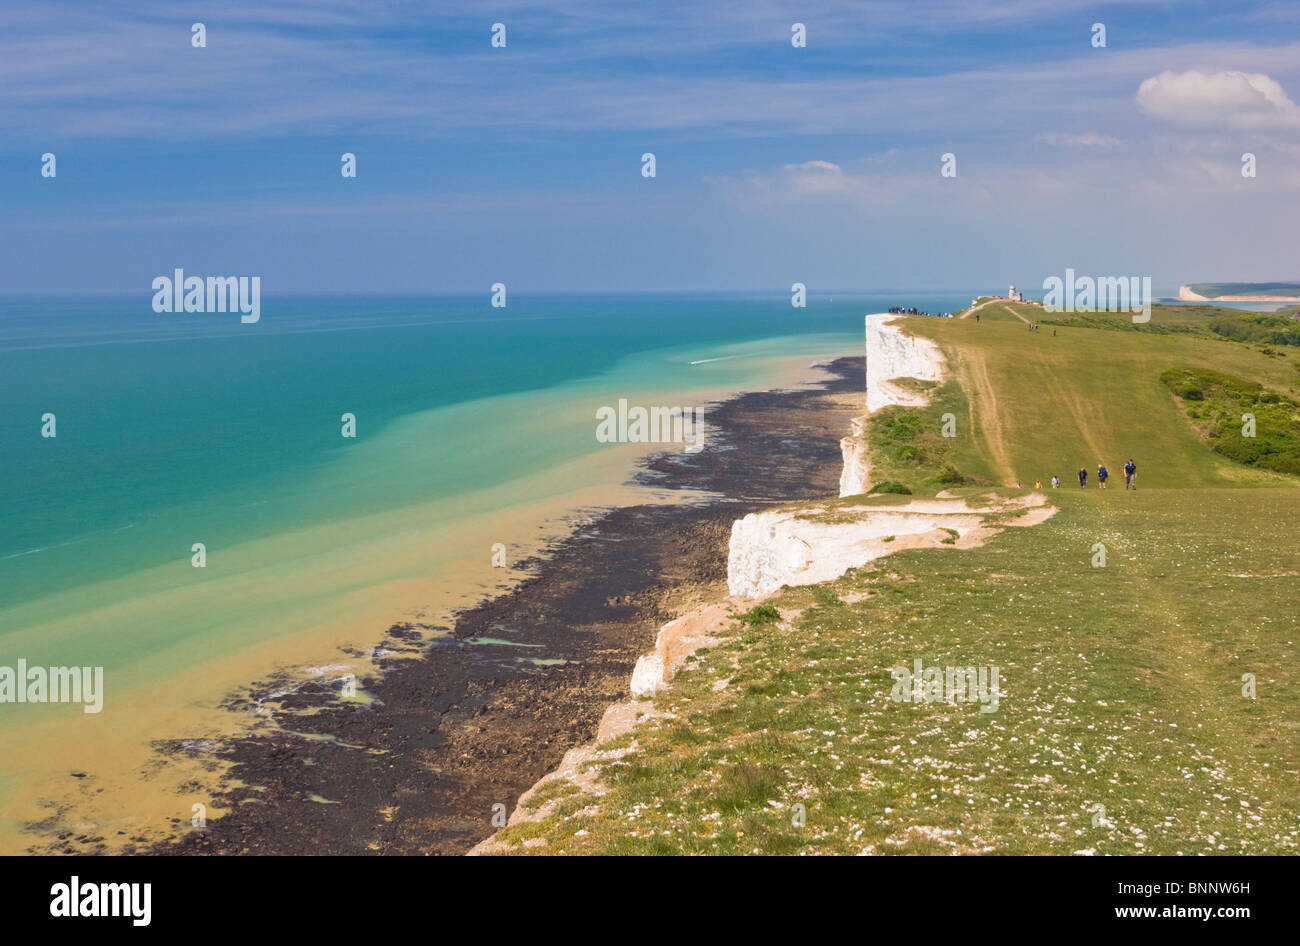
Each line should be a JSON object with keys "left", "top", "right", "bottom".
{"left": 0, "top": 289, "right": 981, "bottom": 850}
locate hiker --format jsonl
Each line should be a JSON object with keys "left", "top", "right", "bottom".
{"left": 1051, "top": 475, "right": 1060, "bottom": 488}
{"left": 975, "top": 313, "right": 980, "bottom": 323}
{"left": 1098, "top": 463, "right": 1109, "bottom": 489}
{"left": 1034, "top": 480, "right": 1042, "bottom": 489}
{"left": 1124, "top": 458, "right": 1137, "bottom": 490}
{"left": 1078, "top": 467, "right": 1087, "bottom": 488}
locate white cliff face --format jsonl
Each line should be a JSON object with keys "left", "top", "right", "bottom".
{"left": 727, "top": 494, "right": 1054, "bottom": 599}
{"left": 837, "top": 314, "right": 947, "bottom": 498}
{"left": 838, "top": 415, "right": 870, "bottom": 497}
{"left": 629, "top": 601, "right": 732, "bottom": 698}
{"left": 864, "top": 313, "right": 946, "bottom": 415}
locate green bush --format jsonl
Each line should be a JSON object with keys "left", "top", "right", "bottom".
{"left": 739, "top": 604, "right": 780, "bottom": 626}
{"left": 1210, "top": 313, "right": 1300, "bottom": 347}
{"left": 879, "top": 413, "right": 922, "bottom": 442}
{"left": 1160, "top": 368, "right": 1300, "bottom": 475}
{"left": 868, "top": 480, "right": 913, "bottom": 495}
{"left": 937, "top": 464, "right": 967, "bottom": 485}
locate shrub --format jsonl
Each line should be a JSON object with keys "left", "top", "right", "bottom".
{"left": 1210, "top": 313, "right": 1300, "bottom": 347}
{"left": 880, "top": 413, "right": 922, "bottom": 442}
{"left": 868, "top": 480, "right": 913, "bottom": 495}
{"left": 1160, "top": 368, "right": 1300, "bottom": 476}
{"left": 739, "top": 604, "right": 780, "bottom": 626}
{"left": 937, "top": 464, "right": 967, "bottom": 485}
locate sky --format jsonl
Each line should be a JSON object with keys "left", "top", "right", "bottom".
{"left": 1, "top": 0, "right": 1298, "bottom": 293}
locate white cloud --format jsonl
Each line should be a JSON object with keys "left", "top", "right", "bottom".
{"left": 1033, "top": 131, "right": 1121, "bottom": 148}
{"left": 1136, "top": 69, "right": 1300, "bottom": 128}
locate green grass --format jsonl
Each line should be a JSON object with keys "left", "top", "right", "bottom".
{"left": 864, "top": 378, "right": 989, "bottom": 492}
{"left": 491, "top": 488, "right": 1300, "bottom": 855}
{"left": 485, "top": 310, "right": 1300, "bottom": 856}
{"left": 904, "top": 309, "right": 1299, "bottom": 488}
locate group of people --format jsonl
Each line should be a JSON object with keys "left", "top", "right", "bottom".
{"left": 887, "top": 305, "right": 953, "bottom": 317}
{"left": 1028, "top": 460, "right": 1137, "bottom": 490}
{"left": 1069, "top": 459, "right": 1137, "bottom": 490}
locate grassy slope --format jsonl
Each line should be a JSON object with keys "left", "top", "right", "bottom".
{"left": 913, "top": 310, "right": 1299, "bottom": 489}
{"left": 487, "top": 310, "right": 1300, "bottom": 856}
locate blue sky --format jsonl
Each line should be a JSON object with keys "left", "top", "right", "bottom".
{"left": 2, "top": 0, "right": 1298, "bottom": 292}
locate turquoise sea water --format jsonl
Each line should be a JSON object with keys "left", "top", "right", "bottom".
{"left": 0, "top": 291, "right": 977, "bottom": 606}
{"left": 0, "top": 291, "right": 995, "bottom": 697}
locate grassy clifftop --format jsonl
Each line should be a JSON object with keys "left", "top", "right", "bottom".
{"left": 482, "top": 308, "right": 1300, "bottom": 856}
{"left": 901, "top": 306, "right": 1299, "bottom": 488}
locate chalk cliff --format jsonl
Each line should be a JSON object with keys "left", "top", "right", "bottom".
{"left": 864, "top": 313, "right": 946, "bottom": 414}
{"left": 838, "top": 314, "right": 947, "bottom": 497}
{"left": 727, "top": 493, "right": 1054, "bottom": 599}
{"left": 838, "top": 415, "right": 870, "bottom": 497}
{"left": 732, "top": 313, "right": 1058, "bottom": 598}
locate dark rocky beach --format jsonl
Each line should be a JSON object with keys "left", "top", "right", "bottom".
{"left": 41, "top": 356, "right": 863, "bottom": 856}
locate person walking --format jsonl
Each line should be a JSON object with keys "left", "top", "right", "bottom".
{"left": 1078, "top": 467, "right": 1087, "bottom": 488}
{"left": 1124, "top": 458, "right": 1137, "bottom": 490}
{"left": 1051, "top": 475, "right": 1060, "bottom": 488}
{"left": 1098, "top": 463, "right": 1109, "bottom": 489}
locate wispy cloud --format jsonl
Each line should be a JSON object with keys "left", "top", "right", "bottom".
{"left": 4, "top": 1, "right": 1298, "bottom": 144}
{"left": 1033, "top": 132, "right": 1122, "bottom": 148}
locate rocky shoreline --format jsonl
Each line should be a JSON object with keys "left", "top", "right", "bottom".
{"left": 86, "top": 355, "right": 863, "bottom": 856}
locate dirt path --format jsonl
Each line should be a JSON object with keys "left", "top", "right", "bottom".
{"left": 959, "top": 297, "right": 1039, "bottom": 325}
{"left": 960, "top": 297, "right": 999, "bottom": 319}
{"left": 1033, "top": 351, "right": 1106, "bottom": 461}
{"left": 955, "top": 349, "right": 1016, "bottom": 485}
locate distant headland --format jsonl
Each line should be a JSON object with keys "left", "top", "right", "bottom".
{"left": 1178, "top": 282, "right": 1300, "bottom": 302}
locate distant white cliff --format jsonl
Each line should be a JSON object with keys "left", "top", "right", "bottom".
{"left": 838, "top": 314, "right": 947, "bottom": 498}
{"left": 864, "top": 313, "right": 947, "bottom": 414}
